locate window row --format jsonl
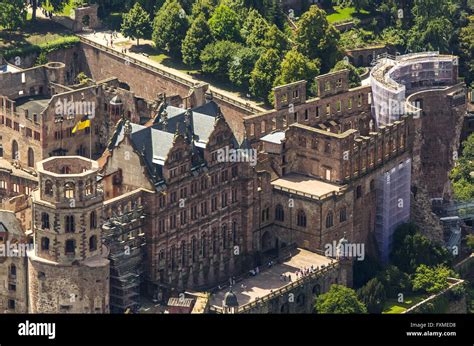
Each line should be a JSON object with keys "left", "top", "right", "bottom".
{"left": 159, "top": 187, "right": 238, "bottom": 211}
{"left": 40, "top": 211, "right": 97, "bottom": 231}
{"left": 40, "top": 235, "right": 98, "bottom": 253}
{"left": 158, "top": 223, "right": 239, "bottom": 266}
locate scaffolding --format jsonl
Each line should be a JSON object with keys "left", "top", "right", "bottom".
{"left": 102, "top": 206, "right": 146, "bottom": 314}
{"left": 375, "top": 159, "right": 412, "bottom": 263}
{"left": 370, "top": 52, "right": 458, "bottom": 127}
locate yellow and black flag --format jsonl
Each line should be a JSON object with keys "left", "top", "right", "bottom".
{"left": 72, "top": 115, "right": 91, "bottom": 134}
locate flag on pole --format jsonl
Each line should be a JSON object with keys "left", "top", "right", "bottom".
{"left": 72, "top": 115, "right": 91, "bottom": 134}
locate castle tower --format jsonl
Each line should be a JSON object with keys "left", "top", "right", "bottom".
{"left": 28, "top": 156, "right": 109, "bottom": 313}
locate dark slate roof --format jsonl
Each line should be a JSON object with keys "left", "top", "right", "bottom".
{"left": 15, "top": 95, "right": 50, "bottom": 115}
{"left": 108, "top": 100, "right": 237, "bottom": 186}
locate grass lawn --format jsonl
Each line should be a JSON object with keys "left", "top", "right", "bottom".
{"left": 382, "top": 295, "right": 427, "bottom": 314}
{"left": 326, "top": 6, "right": 370, "bottom": 24}
{"left": 0, "top": 18, "right": 73, "bottom": 52}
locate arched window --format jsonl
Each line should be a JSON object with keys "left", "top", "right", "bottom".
{"left": 41, "top": 237, "right": 50, "bottom": 251}
{"left": 9, "top": 264, "right": 16, "bottom": 276}
{"left": 326, "top": 211, "right": 334, "bottom": 228}
{"left": 201, "top": 233, "right": 207, "bottom": 258}
{"left": 339, "top": 208, "right": 347, "bottom": 223}
{"left": 85, "top": 179, "right": 93, "bottom": 196}
{"left": 65, "top": 215, "right": 75, "bottom": 233}
{"left": 89, "top": 235, "right": 97, "bottom": 251}
{"left": 297, "top": 210, "right": 307, "bottom": 227}
{"left": 12, "top": 140, "right": 19, "bottom": 160}
{"left": 65, "top": 239, "right": 76, "bottom": 255}
{"left": 44, "top": 180, "right": 53, "bottom": 196}
{"left": 356, "top": 185, "right": 362, "bottom": 199}
{"left": 27, "top": 148, "right": 34, "bottom": 167}
{"left": 41, "top": 212, "right": 50, "bottom": 229}
{"left": 64, "top": 182, "right": 75, "bottom": 199}
{"left": 275, "top": 204, "right": 284, "bottom": 222}
{"left": 90, "top": 211, "right": 97, "bottom": 229}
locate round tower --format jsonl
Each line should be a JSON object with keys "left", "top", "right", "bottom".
{"left": 28, "top": 156, "right": 109, "bottom": 313}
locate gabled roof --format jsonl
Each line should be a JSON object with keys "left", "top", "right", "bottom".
{"left": 106, "top": 100, "right": 235, "bottom": 186}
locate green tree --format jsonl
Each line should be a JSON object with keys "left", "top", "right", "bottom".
{"left": 315, "top": 284, "right": 367, "bottom": 314}
{"left": 182, "top": 13, "right": 214, "bottom": 66}
{"left": 357, "top": 278, "right": 387, "bottom": 313}
{"left": 152, "top": 0, "right": 189, "bottom": 57}
{"left": 294, "top": 5, "right": 340, "bottom": 71}
{"left": 450, "top": 133, "right": 474, "bottom": 201}
{"left": 34, "top": 52, "right": 48, "bottom": 66}
{"left": 331, "top": 60, "right": 361, "bottom": 88}
{"left": 376, "top": 265, "right": 412, "bottom": 298}
{"left": 241, "top": 9, "right": 270, "bottom": 47}
{"left": 352, "top": 255, "right": 383, "bottom": 289}
{"left": 229, "top": 46, "right": 263, "bottom": 89}
{"left": 273, "top": 49, "right": 320, "bottom": 99}
{"left": 121, "top": 2, "right": 152, "bottom": 46}
{"left": 191, "top": 0, "right": 219, "bottom": 20}
{"left": 0, "top": 0, "right": 27, "bottom": 30}
{"left": 390, "top": 224, "right": 452, "bottom": 273}
{"left": 199, "top": 40, "right": 242, "bottom": 79}
{"left": 459, "top": 16, "right": 474, "bottom": 85}
{"left": 208, "top": 4, "right": 241, "bottom": 41}
{"left": 262, "top": 24, "right": 289, "bottom": 55}
{"left": 407, "top": 0, "right": 458, "bottom": 53}
{"left": 249, "top": 48, "right": 281, "bottom": 102}
{"left": 412, "top": 264, "right": 453, "bottom": 294}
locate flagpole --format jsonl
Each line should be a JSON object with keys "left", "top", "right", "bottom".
{"left": 89, "top": 116, "right": 92, "bottom": 160}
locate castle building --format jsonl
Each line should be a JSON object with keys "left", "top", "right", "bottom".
{"left": 28, "top": 156, "right": 109, "bottom": 313}
{"left": 99, "top": 94, "right": 258, "bottom": 302}
{"left": 0, "top": 47, "right": 468, "bottom": 313}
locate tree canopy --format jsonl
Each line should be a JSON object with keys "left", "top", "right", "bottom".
{"left": 315, "top": 284, "right": 367, "bottom": 314}
{"left": 152, "top": 0, "right": 189, "bottom": 57}
{"left": 121, "top": 2, "right": 152, "bottom": 46}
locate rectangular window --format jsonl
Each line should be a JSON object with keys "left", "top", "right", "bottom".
{"left": 232, "top": 188, "right": 237, "bottom": 203}
{"left": 13, "top": 122, "right": 19, "bottom": 131}
{"left": 170, "top": 191, "right": 177, "bottom": 204}
{"left": 201, "top": 201, "right": 208, "bottom": 216}
{"left": 170, "top": 215, "right": 177, "bottom": 229}
{"left": 326, "top": 104, "right": 331, "bottom": 115}
{"left": 191, "top": 205, "right": 198, "bottom": 220}
{"left": 180, "top": 210, "right": 187, "bottom": 225}
{"left": 221, "top": 170, "right": 228, "bottom": 182}
{"left": 34, "top": 131, "right": 41, "bottom": 141}
{"left": 158, "top": 219, "right": 165, "bottom": 233}
{"left": 348, "top": 98, "right": 352, "bottom": 109}
{"left": 221, "top": 192, "right": 228, "bottom": 208}
{"left": 211, "top": 195, "right": 218, "bottom": 212}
